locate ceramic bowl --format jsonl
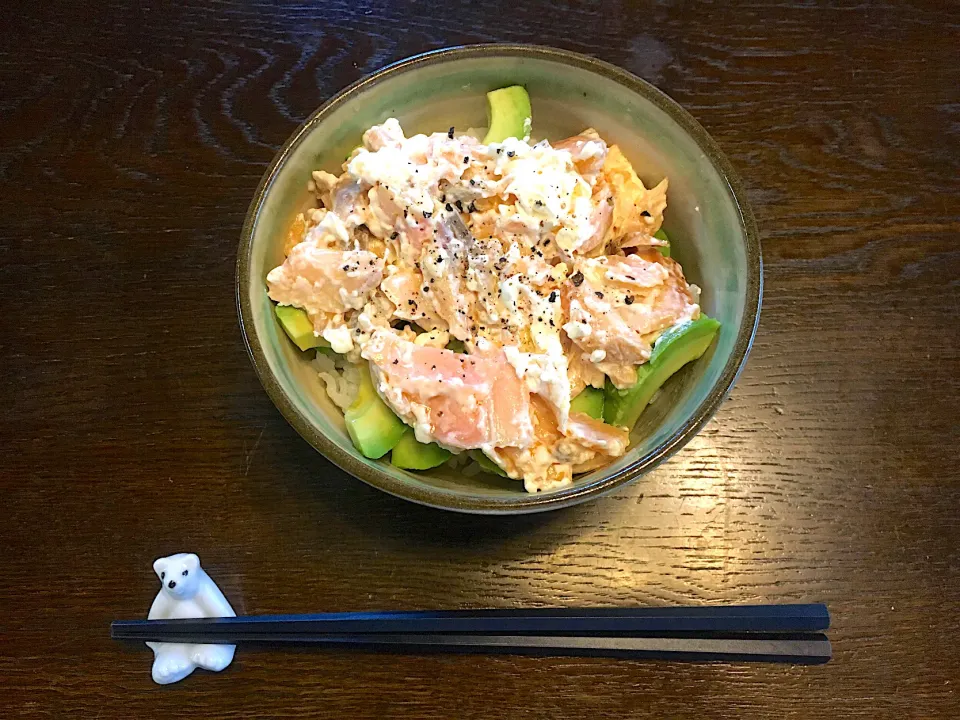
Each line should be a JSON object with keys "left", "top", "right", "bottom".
{"left": 237, "top": 44, "right": 761, "bottom": 514}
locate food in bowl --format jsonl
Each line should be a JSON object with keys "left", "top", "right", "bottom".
{"left": 265, "top": 86, "right": 719, "bottom": 493}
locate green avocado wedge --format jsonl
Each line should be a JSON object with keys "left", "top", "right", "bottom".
{"left": 391, "top": 428, "right": 452, "bottom": 471}
{"left": 274, "top": 305, "right": 328, "bottom": 352}
{"left": 482, "top": 86, "right": 532, "bottom": 144}
{"left": 654, "top": 228, "right": 671, "bottom": 258}
{"left": 469, "top": 450, "right": 508, "bottom": 477}
{"left": 344, "top": 364, "right": 407, "bottom": 459}
{"left": 603, "top": 316, "right": 721, "bottom": 430}
{"left": 570, "top": 386, "right": 604, "bottom": 420}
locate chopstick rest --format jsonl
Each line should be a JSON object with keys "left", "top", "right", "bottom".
{"left": 143, "top": 553, "right": 236, "bottom": 685}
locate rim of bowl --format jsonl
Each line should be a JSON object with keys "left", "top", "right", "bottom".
{"left": 237, "top": 43, "right": 763, "bottom": 515}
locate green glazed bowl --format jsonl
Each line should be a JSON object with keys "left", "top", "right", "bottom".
{"left": 237, "top": 45, "right": 761, "bottom": 514}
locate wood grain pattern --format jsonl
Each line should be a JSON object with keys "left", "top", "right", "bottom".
{"left": 1, "top": 0, "right": 958, "bottom": 717}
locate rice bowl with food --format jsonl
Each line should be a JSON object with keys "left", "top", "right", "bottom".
{"left": 265, "top": 86, "right": 720, "bottom": 494}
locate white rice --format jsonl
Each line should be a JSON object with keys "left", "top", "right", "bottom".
{"left": 314, "top": 351, "right": 360, "bottom": 412}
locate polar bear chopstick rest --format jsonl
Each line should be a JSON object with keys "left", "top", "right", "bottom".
{"left": 147, "top": 553, "right": 236, "bottom": 685}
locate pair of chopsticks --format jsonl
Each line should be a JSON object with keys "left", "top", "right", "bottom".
{"left": 111, "top": 603, "right": 831, "bottom": 664}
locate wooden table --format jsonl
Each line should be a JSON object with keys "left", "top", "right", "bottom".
{"left": 3, "top": 1, "right": 958, "bottom": 717}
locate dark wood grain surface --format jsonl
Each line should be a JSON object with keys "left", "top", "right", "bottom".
{"left": 2, "top": 0, "right": 958, "bottom": 717}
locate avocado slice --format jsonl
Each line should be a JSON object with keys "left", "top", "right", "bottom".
{"left": 654, "top": 228, "right": 671, "bottom": 258}
{"left": 482, "top": 86, "right": 532, "bottom": 144}
{"left": 469, "top": 450, "right": 508, "bottom": 477}
{"left": 570, "top": 386, "right": 604, "bottom": 420}
{"left": 274, "top": 305, "right": 328, "bottom": 352}
{"left": 345, "top": 363, "right": 407, "bottom": 459}
{"left": 603, "top": 315, "right": 721, "bottom": 429}
{"left": 391, "top": 428, "right": 451, "bottom": 471}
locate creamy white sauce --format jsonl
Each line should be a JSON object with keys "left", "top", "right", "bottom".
{"left": 323, "top": 325, "right": 354, "bottom": 354}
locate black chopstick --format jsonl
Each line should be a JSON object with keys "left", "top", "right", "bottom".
{"left": 111, "top": 629, "right": 831, "bottom": 664}
{"left": 111, "top": 603, "right": 829, "bottom": 638}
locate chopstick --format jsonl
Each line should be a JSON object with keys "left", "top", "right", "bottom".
{"left": 111, "top": 604, "right": 831, "bottom": 664}
{"left": 114, "top": 630, "right": 831, "bottom": 664}
{"left": 112, "top": 603, "right": 829, "bottom": 637}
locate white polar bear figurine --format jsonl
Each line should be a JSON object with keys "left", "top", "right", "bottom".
{"left": 147, "top": 553, "right": 236, "bottom": 685}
